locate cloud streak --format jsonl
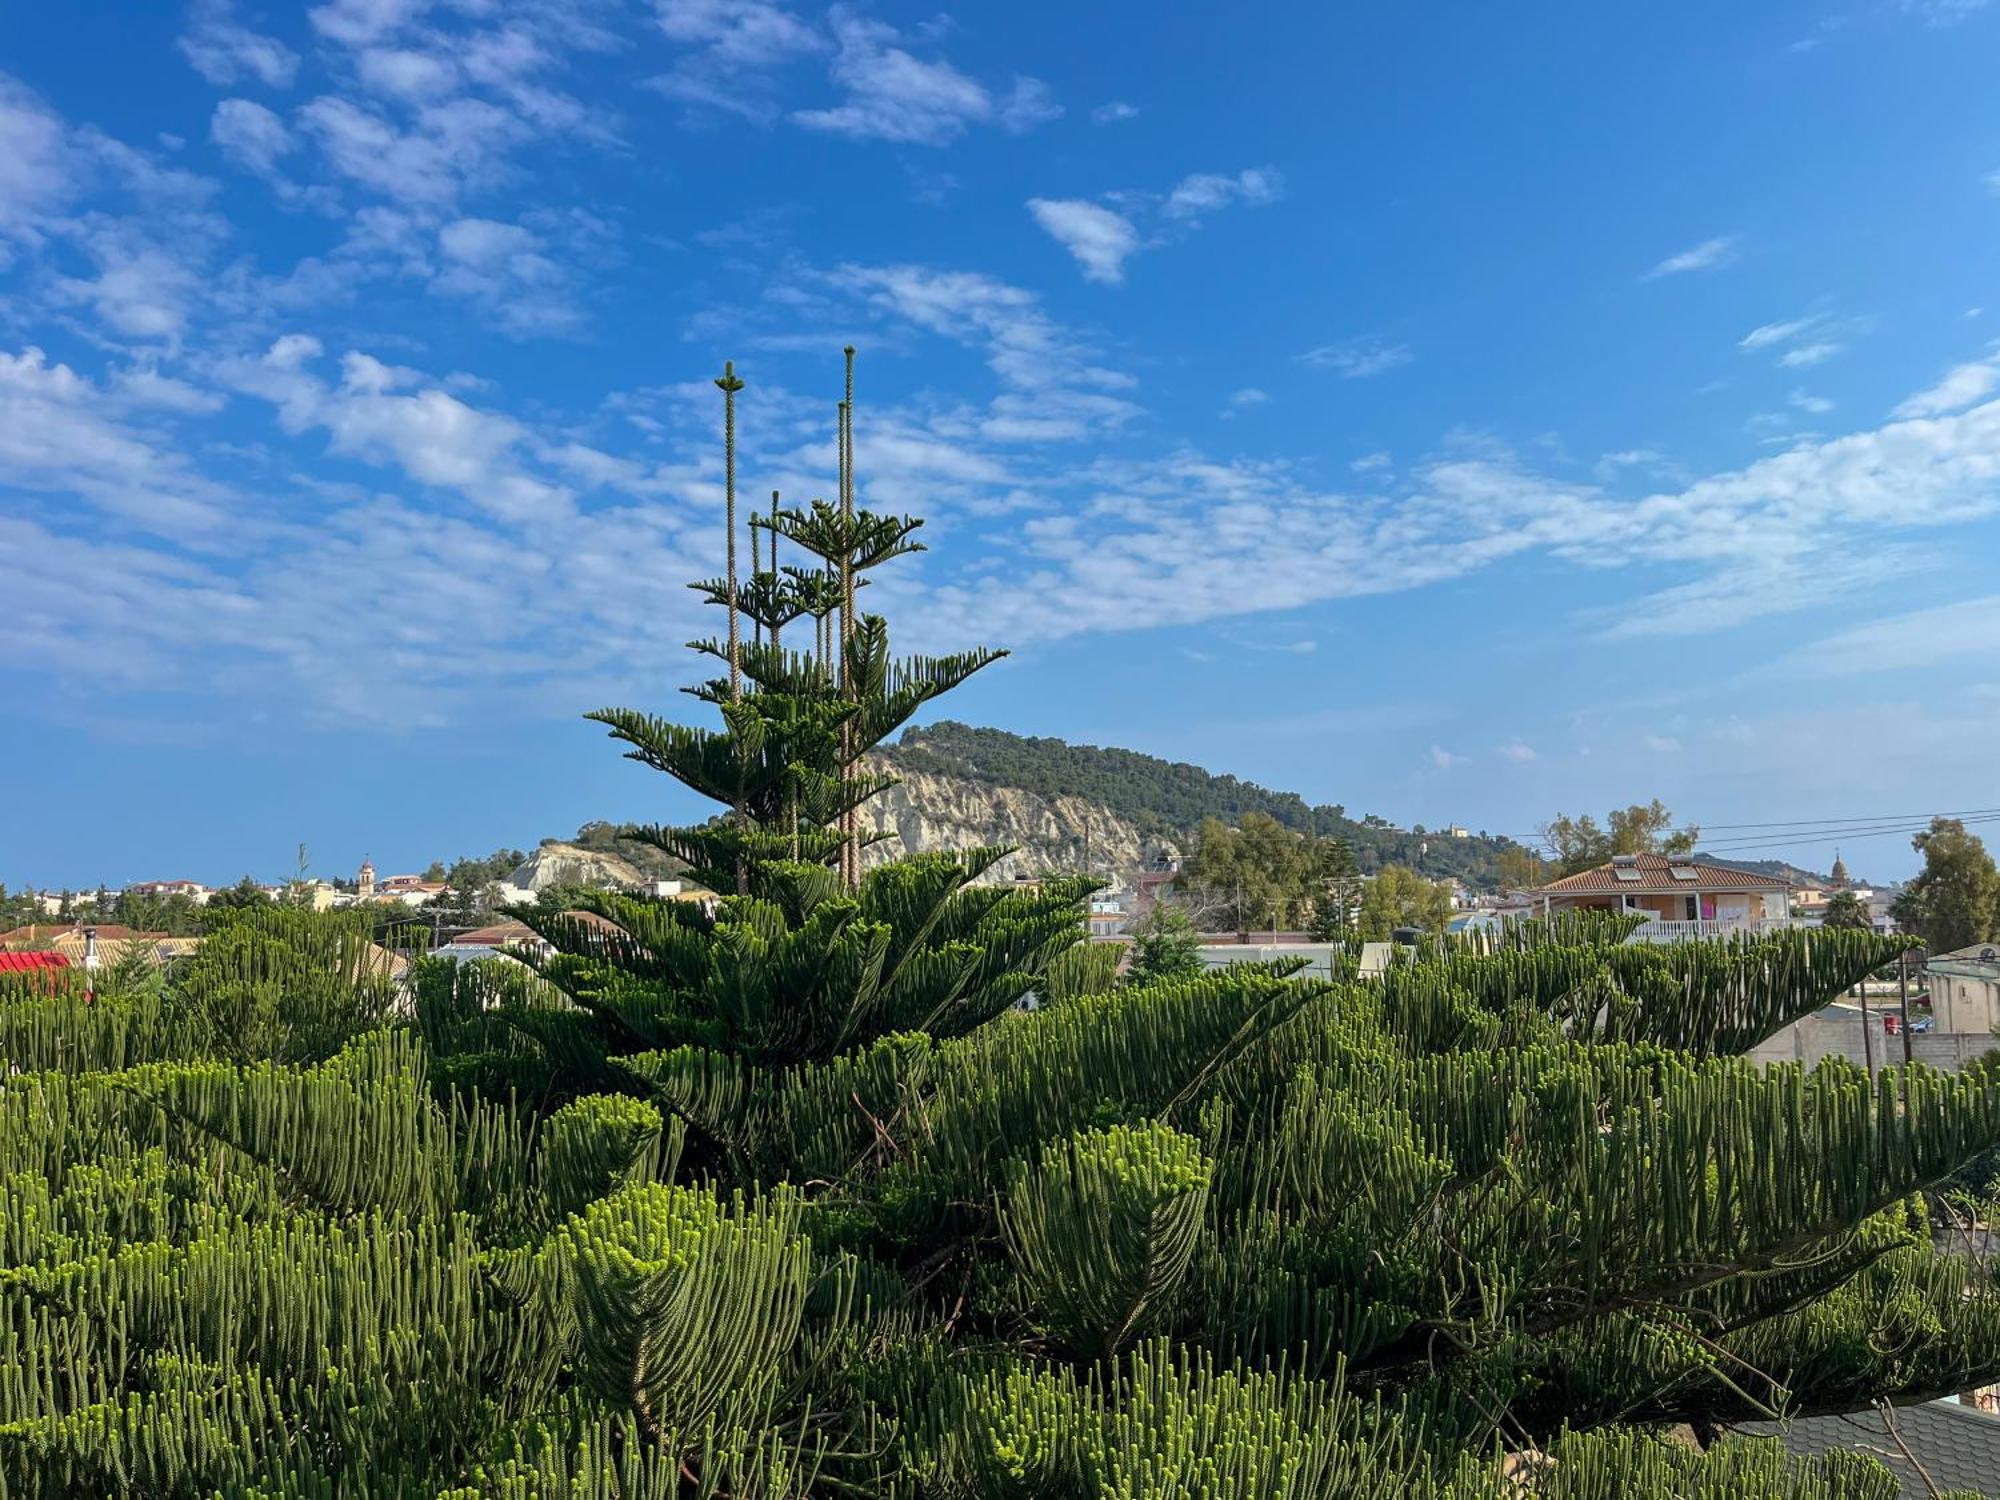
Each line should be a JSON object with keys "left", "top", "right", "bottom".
{"left": 1025, "top": 165, "right": 1283, "bottom": 284}
{"left": 1027, "top": 198, "right": 1140, "bottom": 283}
{"left": 1646, "top": 235, "right": 1737, "bottom": 278}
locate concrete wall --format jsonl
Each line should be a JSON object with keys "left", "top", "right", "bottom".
{"left": 1748, "top": 1013, "right": 2000, "bottom": 1072}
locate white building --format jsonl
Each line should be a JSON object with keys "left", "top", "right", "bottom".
{"left": 125, "top": 879, "right": 212, "bottom": 905}
{"left": 1929, "top": 944, "right": 2000, "bottom": 1035}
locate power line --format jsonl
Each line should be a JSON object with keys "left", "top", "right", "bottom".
{"left": 1494, "top": 806, "right": 2000, "bottom": 845}
{"left": 1694, "top": 814, "right": 2000, "bottom": 856}
{"left": 1696, "top": 807, "right": 2000, "bottom": 831}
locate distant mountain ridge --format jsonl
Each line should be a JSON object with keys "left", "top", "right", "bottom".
{"left": 1695, "top": 855, "right": 1844, "bottom": 888}
{"left": 878, "top": 721, "right": 1524, "bottom": 885}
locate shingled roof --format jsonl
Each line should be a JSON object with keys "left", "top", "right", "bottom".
{"left": 1533, "top": 852, "right": 1793, "bottom": 897}
{"left": 1736, "top": 1399, "right": 2000, "bottom": 1498}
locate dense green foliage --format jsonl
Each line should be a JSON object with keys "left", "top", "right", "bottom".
{"left": 1892, "top": 817, "right": 2000, "bottom": 953}
{"left": 1123, "top": 902, "right": 1205, "bottom": 984}
{"left": 1354, "top": 862, "right": 1452, "bottom": 939}
{"left": 1179, "top": 813, "right": 1363, "bottom": 933}
{"left": 1541, "top": 800, "right": 1698, "bottom": 878}
{"left": 5, "top": 895, "right": 1993, "bottom": 1495}
{"left": 5, "top": 356, "right": 1998, "bottom": 1498}
{"left": 884, "top": 720, "right": 1526, "bottom": 884}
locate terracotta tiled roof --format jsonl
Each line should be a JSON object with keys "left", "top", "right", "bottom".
{"left": 49, "top": 933, "right": 198, "bottom": 965}
{"left": 1533, "top": 852, "right": 1792, "bottom": 896}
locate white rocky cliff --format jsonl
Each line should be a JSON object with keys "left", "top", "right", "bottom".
{"left": 509, "top": 841, "right": 653, "bottom": 893}
{"left": 856, "top": 762, "right": 1177, "bottom": 884}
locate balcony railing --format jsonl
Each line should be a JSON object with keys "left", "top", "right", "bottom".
{"left": 1628, "top": 916, "right": 1799, "bottom": 944}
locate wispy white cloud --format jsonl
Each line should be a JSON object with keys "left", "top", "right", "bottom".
{"left": 308, "top": 0, "right": 427, "bottom": 48}
{"left": 1299, "top": 338, "right": 1413, "bottom": 378}
{"left": 1496, "top": 740, "right": 1537, "bottom": 763}
{"left": 354, "top": 46, "right": 461, "bottom": 100}
{"left": 1899, "top": 0, "right": 1991, "bottom": 25}
{"left": 110, "top": 363, "right": 227, "bottom": 414}
{"left": 1163, "top": 167, "right": 1284, "bottom": 220}
{"left": 1091, "top": 100, "right": 1139, "bottom": 125}
{"left": 431, "top": 214, "right": 590, "bottom": 335}
{"left": 1429, "top": 745, "right": 1466, "bottom": 770}
{"left": 179, "top": 0, "right": 300, "bottom": 89}
{"left": 1789, "top": 390, "right": 1833, "bottom": 414}
{"left": 298, "top": 94, "right": 526, "bottom": 205}
{"left": 1774, "top": 593, "right": 2000, "bottom": 678}
{"left": 1593, "top": 448, "right": 1668, "bottom": 481}
{"left": 0, "top": 346, "right": 239, "bottom": 533}
{"left": 814, "top": 263, "right": 1141, "bottom": 448}
{"left": 1026, "top": 198, "right": 1139, "bottom": 283}
{"left": 210, "top": 98, "right": 294, "bottom": 177}
{"left": 1740, "top": 312, "right": 1851, "bottom": 369}
{"left": 1026, "top": 164, "right": 1281, "bottom": 284}
{"left": 1646, "top": 235, "right": 1737, "bottom": 278}
{"left": 1219, "top": 387, "right": 1268, "bottom": 419}
{"left": 1894, "top": 356, "right": 2000, "bottom": 418}
{"left": 1740, "top": 314, "right": 1825, "bottom": 351}
{"left": 793, "top": 10, "right": 1057, "bottom": 145}
{"left": 647, "top": 0, "right": 826, "bottom": 123}
{"left": 0, "top": 77, "right": 77, "bottom": 238}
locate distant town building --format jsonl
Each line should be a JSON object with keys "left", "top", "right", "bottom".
{"left": 126, "top": 880, "right": 211, "bottom": 904}
{"left": 374, "top": 875, "right": 447, "bottom": 907}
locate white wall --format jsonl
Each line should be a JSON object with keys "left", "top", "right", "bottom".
{"left": 1934, "top": 974, "right": 2000, "bottom": 1035}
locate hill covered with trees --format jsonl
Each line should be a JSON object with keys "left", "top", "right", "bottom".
{"left": 884, "top": 720, "right": 1526, "bottom": 883}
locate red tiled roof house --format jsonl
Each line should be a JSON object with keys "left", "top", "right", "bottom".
{"left": 1530, "top": 852, "right": 1795, "bottom": 942}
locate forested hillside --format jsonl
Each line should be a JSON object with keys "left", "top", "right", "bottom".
{"left": 885, "top": 720, "right": 1526, "bottom": 883}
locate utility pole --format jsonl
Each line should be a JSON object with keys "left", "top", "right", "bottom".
{"left": 1898, "top": 948, "right": 1914, "bottom": 1067}
{"left": 1857, "top": 974, "right": 1874, "bottom": 1078}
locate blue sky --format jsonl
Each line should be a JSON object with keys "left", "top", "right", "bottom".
{"left": 4, "top": 0, "right": 2000, "bottom": 890}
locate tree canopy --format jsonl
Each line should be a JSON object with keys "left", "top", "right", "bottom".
{"left": 1542, "top": 799, "right": 1699, "bottom": 877}
{"left": 1892, "top": 817, "right": 2000, "bottom": 953}
{"left": 1123, "top": 901, "right": 1205, "bottom": 984}
{"left": 1355, "top": 862, "right": 1453, "bottom": 939}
